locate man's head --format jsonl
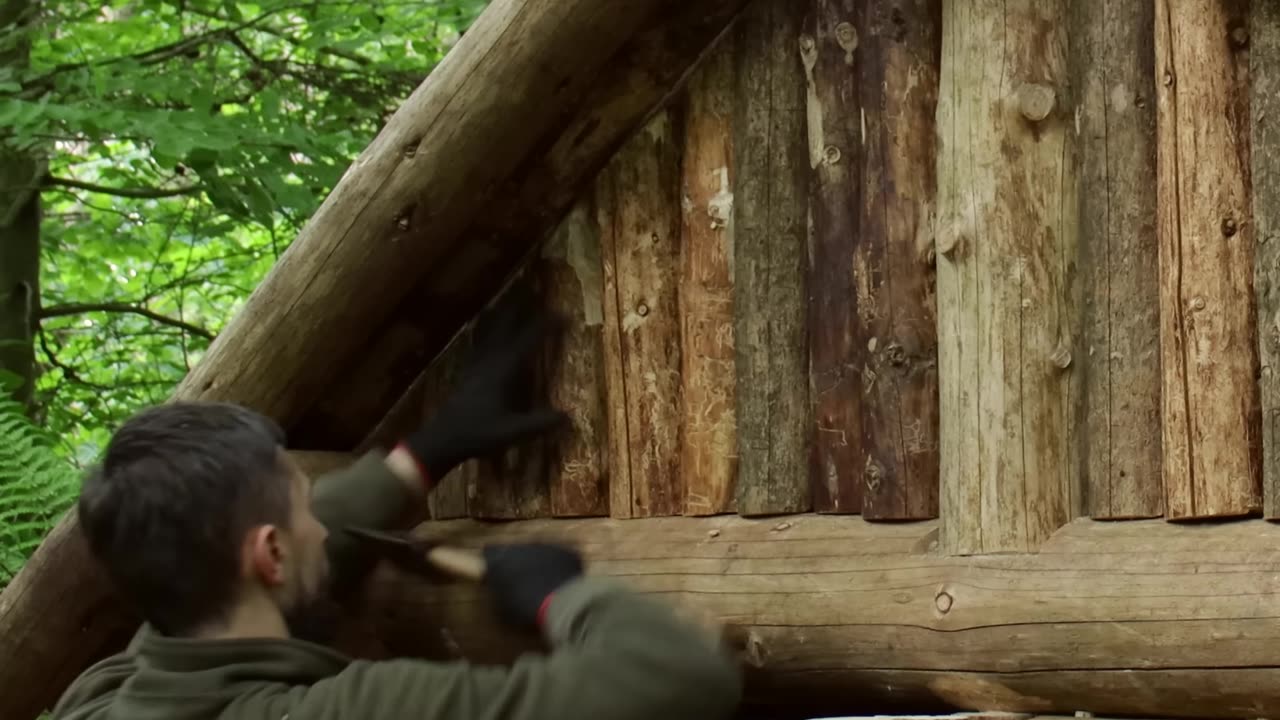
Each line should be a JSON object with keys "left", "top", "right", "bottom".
{"left": 78, "top": 402, "right": 331, "bottom": 638}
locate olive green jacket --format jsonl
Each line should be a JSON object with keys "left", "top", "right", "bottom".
{"left": 51, "top": 453, "right": 742, "bottom": 720}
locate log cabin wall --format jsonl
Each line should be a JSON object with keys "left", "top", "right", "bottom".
{"left": 357, "top": 0, "right": 1279, "bottom": 550}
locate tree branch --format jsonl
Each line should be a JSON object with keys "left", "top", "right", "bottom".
{"left": 38, "top": 303, "right": 214, "bottom": 340}
{"left": 43, "top": 175, "right": 204, "bottom": 199}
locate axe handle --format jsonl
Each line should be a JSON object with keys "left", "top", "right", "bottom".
{"left": 425, "top": 545, "right": 487, "bottom": 582}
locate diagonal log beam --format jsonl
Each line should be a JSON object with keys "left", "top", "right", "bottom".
{"left": 339, "top": 514, "right": 1280, "bottom": 720}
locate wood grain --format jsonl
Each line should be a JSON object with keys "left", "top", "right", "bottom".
{"left": 350, "top": 514, "right": 1280, "bottom": 720}
{"left": 1074, "top": 0, "right": 1162, "bottom": 520}
{"left": 854, "top": 0, "right": 942, "bottom": 520}
{"left": 801, "top": 0, "right": 864, "bottom": 514}
{"left": 678, "top": 38, "right": 738, "bottom": 517}
{"left": 541, "top": 203, "right": 610, "bottom": 517}
{"left": 1155, "top": 0, "right": 1261, "bottom": 519}
{"left": 598, "top": 110, "right": 684, "bottom": 519}
{"left": 732, "top": 0, "right": 811, "bottom": 516}
{"left": 935, "top": 0, "right": 1079, "bottom": 553}
{"left": 1252, "top": 0, "right": 1280, "bottom": 518}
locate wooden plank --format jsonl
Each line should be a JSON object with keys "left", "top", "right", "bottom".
{"left": 1155, "top": 0, "right": 1261, "bottom": 519}
{"left": 541, "top": 203, "right": 610, "bottom": 517}
{"left": 854, "top": 0, "right": 942, "bottom": 520}
{"left": 801, "top": 0, "right": 865, "bottom": 514}
{"left": 347, "top": 514, "right": 1280, "bottom": 720}
{"left": 935, "top": 0, "right": 1079, "bottom": 554}
{"left": 678, "top": 37, "right": 739, "bottom": 516}
{"left": 1253, "top": 0, "right": 1280, "bottom": 518}
{"left": 597, "top": 110, "right": 684, "bottom": 519}
{"left": 1074, "top": 0, "right": 1162, "bottom": 519}
{"left": 732, "top": 0, "right": 811, "bottom": 516}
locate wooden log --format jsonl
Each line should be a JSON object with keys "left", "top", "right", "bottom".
{"left": 1074, "top": 0, "right": 1162, "bottom": 520}
{"left": 800, "top": 0, "right": 865, "bottom": 514}
{"left": 290, "top": 0, "right": 756, "bottom": 450}
{"left": 347, "top": 514, "right": 1280, "bottom": 720}
{"left": 732, "top": 0, "right": 811, "bottom": 516}
{"left": 598, "top": 110, "right": 684, "bottom": 519}
{"left": 678, "top": 38, "right": 739, "bottom": 517}
{"left": 1155, "top": 0, "right": 1261, "bottom": 520}
{"left": 935, "top": 0, "right": 1079, "bottom": 554}
{"left": 1252, "top": 1, "right": 1280, "bottom": 518}
{"left": 541, "top": 203, "right": 610, "bottom": 517}
{"left": 854, "top": 0, "right": 942, "bottom": 520}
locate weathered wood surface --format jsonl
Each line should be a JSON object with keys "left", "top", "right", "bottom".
{"left": 290, "top": 0, "right": 756, "bottom": 450}
{"left": 935, "top": 0, "right": 1079, "bottom": 554}
{"left": 598, "top": 110, "right": 684, "bottom": 519}
{"left": 854, "top": 0, "right": 942, "bottom": 520}
{"left": 1074, "top": 0, "right": 1162, "bottom": 520}
{"left": 678, "top": 40, "right": 739, "bottom": 516}
{"left": 801, "top": 0, "right": 864, "bottom": 514}
{"left": 732, "top": 0, "right": 811, "bottom": 516}
{"left": 541, "top": 204, "right": 611, "bottom": 517}
{"left": 1253, "top": 1, "right": 1280, "bottom": 518}
{"left": 1155, "top": 0, "right": 1261, "bottom": 520}
{"left": 348, "top": 514, "right": 1280, "bottom": 720}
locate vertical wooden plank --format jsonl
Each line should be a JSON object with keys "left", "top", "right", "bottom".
{"left": 936, "top": 0, "right": 1079, "bottom": 554}
{"left": 801, "top": 0, "right": 865, "bottom": 514}
{"left": 855, "top": 0, "right": 943, "bottom": 520}
{"left": 541, "top": 203, "right": 611, "bottom": 517}
{"left": 467, "top": 273, "right": 551, "bottom": 520}
{"left": 598, "top": 109, "right": 684, "bottom": 518}
{"left": 1252, "top": 1, "right": 1280, "bottom": 518}
{"left": 732, "top": 0, "right": 812, "bottom": 516}
{"left": 1075, "top": 0, "right": 1163, "bottom": 520}
{"left": 1155, "top": 0, "right": 1261, "bottom": 520}
{"left": 679, "top": 38, "right": 739, "bottom": 516}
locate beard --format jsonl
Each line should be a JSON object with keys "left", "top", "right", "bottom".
{"left": 283, "top": 561, "right": 342, "bottom": 643}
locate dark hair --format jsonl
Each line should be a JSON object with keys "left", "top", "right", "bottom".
{"left": 78, "top": 401, "right": 291, "bottom": 636}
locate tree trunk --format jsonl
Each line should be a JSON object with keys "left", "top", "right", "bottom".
{"left": 935, "top": 0, "right": 1079, "bottom": 554}
{"left": 1251, "top": 1, "right": 1280, "bottom": 518}
{"left": 853, "top": 0, "right": 942, "bottom": 520}
{"left": 0, "top": 0, "right": 39, "bottom": 408}
{"left": 598, "top": 110, "right": 684, "bottom": 519}
{"left": 342, "top": 514, "right": 1280, "bottom": 720}
{"left": 732, "top": 0, "right": 811, "bottom": 516}
{"left": 1155, "top": 0, "right": 1260, "bottom": 520}
{"left": 678, "top": 38, "right": 738, "bottom": 517}
{"left": 1074, "top": 0, "right": 1162, "bottom": 520}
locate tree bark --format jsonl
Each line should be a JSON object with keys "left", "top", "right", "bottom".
{"left": 936, "top": 0, "right": 1079, "bottom": 554}
{"left": 598, "top": 110, "right": 684, "bottom": 519}
{"left": 854, "top": 0, "right": 942, "bottom": 520}
{"left": 343, "top": 514, "right": 1280, "bottom": 720}
{"left": 1074, "top": 0, "right": 1162, "bottom": 520}
{"left": 1251, "top": 1, "right": 1280, "bottom": 519}
{"left": 1155, "top": 0, "right": 1260, "bottom": 520}
{"left": 0, "top": 0, "right": 40, "bottom": 409}
{"left": 678, "top": 38, "right": 738, "bottom": 517}
{"left": 287, "top": 0, "right": 755, "bottom": 450}
{"left": 732, "top": 0, "right": 811, "bottom": 516}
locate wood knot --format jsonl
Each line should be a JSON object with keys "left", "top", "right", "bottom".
{"left": 1191, "top": 296, "right": 1206, "bottom": 311}
{"left": 1231, "top": 25, "right": 1249, "bottom": 48}
{"left": 1050, "top": 343, "right": 1072, "bottom": 370}
{"left": 937, "top": 228, "right": 962, "bottom": 257}
{"left": 864, "top": 461, "right": 883, "bottom": 491}
{"left": 886, "top": 343, "right": 907, "bottom": 366}
{"left": 1016, "top": 82, "right": 1056, "bottom": 122}
{"left": 1222, "top": 217, "right": 1238, "bottom": 237}
{"left": 636, "top": 303, "right": 650, "bottom": 317}
{"left": 1162, "top": 71, "right": 1175, "bottom": 87}
{"left": 395, "top": 213, "right": 411, "bottom": 231}
{"left": 834, "top": 22, "right": 858, "bottom": 53}
{"left": 402, "top": 139, "right": 421, "bottom": 158}
{"left": 935, "top": 590, "right": 954, "bottom": 613}
{"left": 822, "top": 145, "right": 842, "bottom": 165}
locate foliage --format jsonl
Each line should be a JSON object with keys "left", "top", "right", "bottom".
{"left": 0, "top": 0, "right": 488, "bottom": 587}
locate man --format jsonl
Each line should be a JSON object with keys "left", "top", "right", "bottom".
{"left": 51, "top": 300, "right": 742, "bottom": 720}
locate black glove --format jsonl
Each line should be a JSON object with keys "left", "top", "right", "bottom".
{"left": 400, "top": 286, "right": 567, "bottom": 484}
{"left": 482, "top": 543, "right": 584, "bottom": 629}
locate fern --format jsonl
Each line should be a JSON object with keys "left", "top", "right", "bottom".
{"left": 0, "top": 394, "right": 81, "bottom": 590}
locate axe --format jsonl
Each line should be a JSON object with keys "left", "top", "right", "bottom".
{"left": 345, "top": 526, "right": 486, "bottom": 582}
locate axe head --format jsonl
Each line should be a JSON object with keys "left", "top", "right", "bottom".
{"left": 344, "top": 526, "right": 442, "bottom": 576}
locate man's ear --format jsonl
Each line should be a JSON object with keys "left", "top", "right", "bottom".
{"left": 246, "top": 525, "right": 288, "bottom": 587}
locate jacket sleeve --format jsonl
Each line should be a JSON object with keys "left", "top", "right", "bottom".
{"left": 285, "top": 576, "right": 742, "bottom": 720}
{"left": 308, "top": 451, "right": 415, "bottom": 598}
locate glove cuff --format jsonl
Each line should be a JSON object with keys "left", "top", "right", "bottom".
{"left": 536, "top": 592, "right": 556, "bottom": 629}
{"left": 394, "top": 440, "right": 435, "bottom": 491}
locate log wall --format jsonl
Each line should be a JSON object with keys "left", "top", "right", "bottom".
{"left": 363, "top": 0, "right": 1280, "bottom": 535}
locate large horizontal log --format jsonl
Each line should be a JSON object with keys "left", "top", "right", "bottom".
{"left": 345, "top": 514, "right": 1280, "bottom": 719}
